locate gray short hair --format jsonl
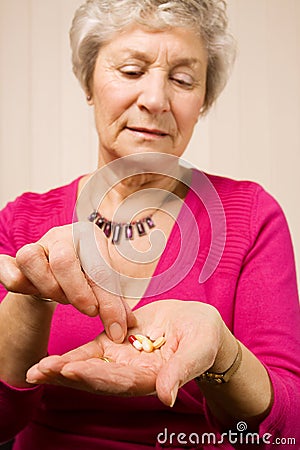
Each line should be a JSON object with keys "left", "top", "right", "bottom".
{"left": 70, "top": 0, "right": 236, "bottom": 113}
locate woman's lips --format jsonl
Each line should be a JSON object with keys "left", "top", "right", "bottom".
{"left": 126, "top": 127, "right": 168, "bottom": 138}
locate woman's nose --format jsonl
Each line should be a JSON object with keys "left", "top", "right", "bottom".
{"left": 137, "top": 72, "right": 171, "bottom": 114}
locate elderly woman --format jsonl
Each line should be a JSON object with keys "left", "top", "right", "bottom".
{"left": 0, "top": 0, "right": 299, "bottom": 449}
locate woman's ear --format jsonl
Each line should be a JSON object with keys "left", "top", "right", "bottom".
{"left": 86, "top": 93, "right": 93, "bottom": 105}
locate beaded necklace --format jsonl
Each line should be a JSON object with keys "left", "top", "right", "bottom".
{"left": 88, "top": 211, "right": 155, "bottom": 245}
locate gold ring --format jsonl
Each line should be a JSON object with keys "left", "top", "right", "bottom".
{"left": 99, "top": 356, "right": 113, "bottom": 363}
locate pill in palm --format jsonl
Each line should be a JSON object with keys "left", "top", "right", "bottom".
{"left": 128, "top": 333, "right": 166, "bottom": 352}
{"left": 142, "top": 337, "right": 154, "bottom": 353}
{"left": 152, "top": 336, "right": 166, "bottom": 349}
{"left": 134, "top": 334, "right": 146, "bottom": 344}
{"left": 128, "top": 335, "right": 143, "bottom": 351}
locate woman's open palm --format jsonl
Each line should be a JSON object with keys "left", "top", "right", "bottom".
{"left": 26, "top": 300, "right": 225, "bottom": 406}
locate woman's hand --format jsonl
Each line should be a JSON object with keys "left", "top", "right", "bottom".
{"left": 26, "top": 300, "right": 236, "bottom": 406}
{"left": 0, "top": 223, "right": 136, "bottom": 343}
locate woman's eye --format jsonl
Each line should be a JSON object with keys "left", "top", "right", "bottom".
{"left": 171, "top": 74, "right": 194, "bottom": 88}
{"left": 119, "top": 67, "right": 144, "bottom": 78}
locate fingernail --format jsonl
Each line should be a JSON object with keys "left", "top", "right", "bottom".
{"left": 170, "top": 382, "right": 179, "bottom": 408}
{"left": 84, "top": 304, "right": 98, "bottom": 316}
{"left": 60, "top": 367, "right": 77, "bottom": 379}
{"left": 61, "top": 369, "right": 73, "bottom": 377}
{"left": 148, "top": 329, "right": 164, "bottom": 341}
{"left": 109, "top": 322, "right": 124, "bottom": 342}
{"left": 26, "top": 378, "right": 38, "bottom": 384}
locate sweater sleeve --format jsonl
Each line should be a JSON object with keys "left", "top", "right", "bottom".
{"left": 0, "top": 199, "right": 44, "bottom": 443}
{"left": 0, "top": 381, "right": 43, "bottom": 444}
{"left": 233, "top": 186, "right": 300, "bottom": 444}
{"left": 0, "top": 180, "right": 80, "bottom": 442}
{"left": 202, "top": 185, "right": 300, "bottom": 447}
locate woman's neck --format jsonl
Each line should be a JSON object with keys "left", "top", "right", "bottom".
{"left": 78, "top": 153, "right": 191, "bottom": 223}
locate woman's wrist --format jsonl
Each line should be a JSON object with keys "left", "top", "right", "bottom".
{"left": 20, "top": 294, "right": 57, "bottom": 312}
{"left": 0, "top": 293, "right": 56, "bottom": 387}
{"left": 197, "top": 339, "right": 242, "bottom": 384}
{"left": 208, "top": 324, "right": 239, "bottom": 374}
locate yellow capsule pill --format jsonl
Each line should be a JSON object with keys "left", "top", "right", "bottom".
{"left": 142, "top": 337, "right": 154, "bottom": 353}
{"left": 135, "top": 334, "right": 146, "bottom": 344}
{"left": 153, "top": 336, "right": 166, "bottom": 349}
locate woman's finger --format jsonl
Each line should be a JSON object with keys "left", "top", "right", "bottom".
{"left": 0, "top": 254, "right": 39, "bottom": 295}
{"left": 14, "top": 229, "right": 101, "bottom": 317}
{"left": 60, "top": 359, "right": 156, "bottom": 396}
{"left": 74, "top": 222, "right": 133, "bottom": 341}
{"left": 45, "top": 238, "right": 99, "bottom": 316}
{"left": 30, "top": 225, "right": 102, "bottom": 316}
{"left": 26, "top": 339, "right": 104, "bottom": 385}
{"left": 26, "top": 358, "right": 85, "bottom": 389}
{"left": 123, "top": 298, "right": 137, "bottom": 329}
{"left": 15, "top": 243, "right": 67, "bottom": 301}
{"left": 26, "top": 356, "right": 64, "bottom": 383}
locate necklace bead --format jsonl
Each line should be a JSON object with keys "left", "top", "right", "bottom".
{"left": 103, "top": 222, "right": 112, "bottom": 238}
{"left": 88, "top": 211, "right": 98, "bottom": 222}
{"left": 96, "top": 217, "right": 105, "bottom": 229}
{"left": 125, "top": 224, "right": 133, "bottom": 240}
{"left": 136, "top": 221, "right": 146, "bottom": 236}
{"left": 112, "top": 224, "right": 122, "bottom": 245}
{"left": 146, "top": 217, "right": 155, "bottom": 228}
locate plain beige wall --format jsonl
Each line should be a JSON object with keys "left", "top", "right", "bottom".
{"left": 0, "top": 0, "right": 300, "bottom": 282}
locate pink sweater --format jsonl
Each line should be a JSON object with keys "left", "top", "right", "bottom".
{"left": 0, "top": 171, "right": 299, "bottom": 449}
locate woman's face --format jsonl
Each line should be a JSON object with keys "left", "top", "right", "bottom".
{"left": 89, "top": 25, "right": 208, "bottom": 165}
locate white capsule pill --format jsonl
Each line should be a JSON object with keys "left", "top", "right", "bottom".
{"left": 128, "top": 334, "right": 143, "bottom": 351}
{"left": 142, "top": 337, "right": 154, "bottom": 353}
{"left": 133, "top": 340, "right": 143, "bottom": 351}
